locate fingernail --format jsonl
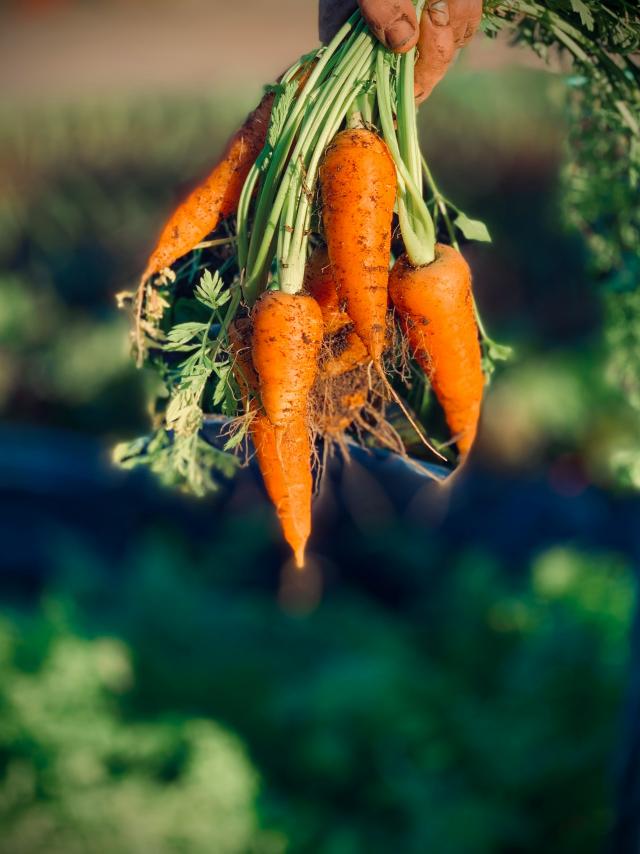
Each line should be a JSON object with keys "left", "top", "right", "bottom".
{"left": 429, "top": 1, "right": 450, "bottom": 26}
{"left": 384, "top": 18, "right": 416, "bottom": 50}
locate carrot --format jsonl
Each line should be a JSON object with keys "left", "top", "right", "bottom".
{"left": 142, "top": 91, "right": 275, "bottom": 283}
{"left": 303, "top": 226, "right": 437, "bottom": 450}
{"left": 303, "top": 245, "right": 349, "bottom": 334}
{"left": 389, "top": 244, "right": 485, "bottom": 456}
{"left": 319, "top": 128, "right": 397, "bottom": 364}
{"left": 234, "top": 295, "right": 321, "bottom": 568}
{"left": 251, "top": 291, "right": 323, "bottom": 428}
{"left": 304, "top": 244, "right": 370, "bottom": 377}
{"left": 322, "top": 328, "right": 370, "bottom": 378}
{"left": 252, "top": 415, "right": 313, "bottom": 569}
{"left": 229, "top": 317, "right": 313, "bottom": 568}
{"left": 142, "top": 61, "right": 317, "bottom": 285}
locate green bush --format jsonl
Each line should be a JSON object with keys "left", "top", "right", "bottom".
{"left": 0, "top": 536, "right": 631, "bottom": 853}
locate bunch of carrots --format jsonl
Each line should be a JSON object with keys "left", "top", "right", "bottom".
{"left": 128, "top": 3, "right": 501, "bottom": 568}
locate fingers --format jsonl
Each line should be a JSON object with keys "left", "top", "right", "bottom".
{"left": 319, "top": 0, "right": 420, "bottom": 51}
{"left": 414, "top": 0, "right": 482, "bottom": 104}
{"left": 427, "top": 0, "right": 451, "bottom": 27}
{"left": 318, "top": 0, "right": 483, "bottom": 99}
{"left": 445, "top": 0, "right": 483, "bottom": 46}
{"left": 414, "top": 12, "right": 456, "bottom": 104}
{"left": 358, "top": 0, "right": 420, "bottom": 52}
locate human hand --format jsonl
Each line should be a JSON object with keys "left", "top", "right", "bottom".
{"left": 318, "top": 0, "right": 483, "bottom": 103}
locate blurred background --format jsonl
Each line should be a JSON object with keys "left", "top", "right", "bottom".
{"left": 1, "top": 1, "right": 639, "bottom": 852}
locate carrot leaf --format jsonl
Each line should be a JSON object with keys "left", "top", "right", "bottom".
{"left": 113, "top": 430, "right": 238, "bottom": 497}
{"left": 194, "top": 270, "right": 229, "bottom": 310}
{"left": 454, "top": 213, "right": 492, "bottom": 244}
{"left": 267, "top": 81, "right": 299, "bottom": 150}
{"left": 569, "top": 0, "right": 594, "bottom": 31}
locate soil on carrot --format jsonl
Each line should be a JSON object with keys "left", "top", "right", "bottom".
{"left": 311, "top": 355, "right": 406, "bottom": 458}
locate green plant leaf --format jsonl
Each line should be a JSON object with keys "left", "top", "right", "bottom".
{"left": 194, "top": 270, "right": 228, "bottom": 310}
{"left": 569, "top": 0, "right": 595, "bottom": 31}
{"left": 164, "top": 322, "right": 208, "bottom": 351}
{"left": 212, "top": 376, "right": 229, "bottom": 407}
{"left": 112, "top": 437, "right": 148, "bottom": 467}
{"left": 454, "top": 213, "right": 492, "bottom": 243}
{"left": 267, "top": 81, "right": 298, "bottom": 150}
{"left": 223, "top": 423, "right": 249, "bottom": 451}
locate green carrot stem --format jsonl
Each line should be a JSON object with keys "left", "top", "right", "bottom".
{"left": 276, "top": 38, "right": 371, "bottom": 274}
{"left": 357, "top": 90, "right": 375, "bottom": 124}
{"left": 247, "top": 26, "right": 375, "bottom": 298}
{"left": 280, "top": 45, "right": 376, "bottom": 294}
{"left": 397, "top": 47, "right": 421, "bottom": 205}
{"left": 237, "top": 53, "right": 309, "bottom": 280}
{"left": 236, "top": 161, "right": 261, "bottom": 273}
{"left": 420, "top": 152, "right": 510, "bottom": 359}
{"left": 245, "top": 17, "right": 364, "bottom": 282}
{"left": 375, "top": 52, "right": 421, "bottom": 202}
{"left": 514, "top": 1, "right": 639, "bottom": 96}
{"left": 377, "top": 45, "right": 435, "bottom": 266}
{"left": 194, "top": 236, "right": 237, "bottom": 251}
{"left": 420, "top": 153, "right": 459, "bottom": 248}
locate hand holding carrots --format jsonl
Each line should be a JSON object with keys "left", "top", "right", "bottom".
{"left": 127, "top": 3, "right": 500, "bottom": 568}
{"left": 319, "top": 0, "right": 482, "bottom": 102}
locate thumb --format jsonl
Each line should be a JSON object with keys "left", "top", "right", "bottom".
{"left": 358, "top": 0, "right": 419, "bottom": 51}
{"left": 414, "top": 9, "right": 456, "bottom": 104}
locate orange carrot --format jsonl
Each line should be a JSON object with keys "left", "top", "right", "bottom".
{"left": 319, "top": 128, "right": 396, "bottom": 364}
{"left": 322, "top": 329, "right": 370, "bottom": 378}
{"left": 141, "top": 61, "right": 316, "bottom": 284}
{"left": 251, "top": 291, "right": 323, "bottom": 428}
{"left": 304, "top": 245, "right": 349, "bottom": 334}
{"left": 389, "top": 244, "right": 485, "bottom": 456}
{"left": 304, "top": 244, "right": 370, "bottom": 376}
{"left": 229, "top": 317, "right": 313, "bottom": 568}
{"left": 142, "top": 91, "right": 275, "bottom": 283}
{"left": 251, "top": 415, "right": 313, "bottom": 569}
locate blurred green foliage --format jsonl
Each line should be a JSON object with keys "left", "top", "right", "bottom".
{"left": 0, "top": 629, "right": 272, "bottom": 854}
{"left": 1, "top": 54, "right": 638, "bottom": 852}
{"left": 1, "top": 72, "right": 636, "bottom": 475}
{"left": 0, "top": 94, "right": 253, "bottom": 437}
{"left": 0, "top": 535, "right": 632, "bottom": 853}
{"left": 490, "top": 0, "right": 640, "bottom": 486}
